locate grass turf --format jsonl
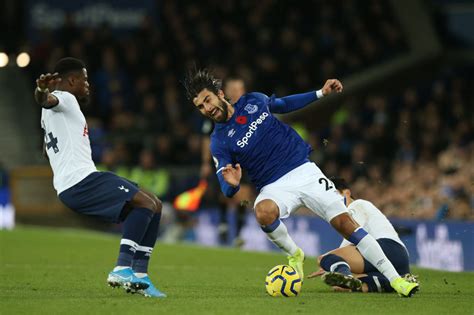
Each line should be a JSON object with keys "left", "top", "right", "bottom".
{"left": 1, "top": 226, "right": 473, "bottom": 315}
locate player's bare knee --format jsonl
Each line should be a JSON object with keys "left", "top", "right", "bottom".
{"left": 317, "top": 255, "right": 324, "bottom": 264}
{"left": 330, "top": 213, "right": 358, "bottom": 239}
{"left": 254, "top": 200, "right": 278, "bottom": 226}
{"left": 145, "top": 196, "right": 161, "bottom": 214}
{"left": 131, "top": 191, "right": 157, "bottom": 213}
{"left": 153, "top": 197, "right": 163, "bottom": 214}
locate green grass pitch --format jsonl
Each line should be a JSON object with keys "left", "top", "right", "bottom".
{"left": 1, "top": 226, "right": 473, "bottom": 314}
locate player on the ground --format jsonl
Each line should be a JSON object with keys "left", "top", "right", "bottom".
{"left": 200, "top": 76, "right": 254, "bottom": 246}
{"left": 35, "top": 57, "right": 165, "bottom": 298}
{"left": 184, "top": 68, "right": 418, "bottom": 297}
{"left": 308, "top": 177, "right": 418, "bottom": 293}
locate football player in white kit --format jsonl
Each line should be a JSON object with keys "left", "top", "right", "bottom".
{"left": 308, "top": 177, "right": 418, "bottom": 293}
{"left": 35, "top": 57, "right": 165, "bottom": 298}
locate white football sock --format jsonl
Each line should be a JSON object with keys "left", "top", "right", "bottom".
{"left": 356, "top": 234, "right": 400, "bottom": 282}
{"left": 265, "top": 221, "right": 298, "bottom": 256}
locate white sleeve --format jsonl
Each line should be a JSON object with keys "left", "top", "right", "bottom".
{"left": 50, "top": 91, "right": 76, "bottom": 112}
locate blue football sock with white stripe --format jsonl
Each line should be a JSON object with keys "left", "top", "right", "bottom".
{"left": 320, "top": 254, "right": 352, "bottom": 276}
{"left": 116, "top": 208, "right": 153, "bottom": 267}
{"left": 132, "top": 213, "right": 161, "bottom": 274}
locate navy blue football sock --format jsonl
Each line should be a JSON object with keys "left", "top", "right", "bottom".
{"left": 359, "top": 272, "right": 393, "bottom": 293}
{"left": 116, "top": 208, "right": 153, "bottom": 267}
{"left": 320, "top": 254, "right": 352, "bottom": 276}
{"left": 260, "top": 218, "right": 281, "bottom": 233}
{"left": 132, "top": 212, "right": 161, "bottom": 273}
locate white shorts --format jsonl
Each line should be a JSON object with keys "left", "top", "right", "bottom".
{"left": 254, "top": 162, "right": 348, "bottom": 222}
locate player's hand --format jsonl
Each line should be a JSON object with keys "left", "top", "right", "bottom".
{"left": 36, "top": 72, "right": 61, "bottom": 91}
{"left": 307, "top": 268, "right": 325, "bottom": 279}
{"left": 222, "top": 163, "right": 242, "bottom": 187}
{"left": 321, "top": 79, "right": 343, "bottom": 96}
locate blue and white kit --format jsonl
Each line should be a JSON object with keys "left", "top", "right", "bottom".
{"left": 210, "top": 91, "right": 347, "bottom": 221}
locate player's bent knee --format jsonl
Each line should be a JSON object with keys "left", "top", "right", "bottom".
{"left": 153, "top": 198, "right": 163, "bottom": 214}
{"left": 330, "top": 213, "right": 359, "bottom": 239}
{"left": 254, "top": 200, "right": 279, "bottom": 226}
{"left": 317, "top": 255, "right": 324, "bottom": 264}
{"left": 131, "top": 191, "right": 160, "bottom": 213}
{"left": 146, "top": 195, "right": 162, "bottom": 214}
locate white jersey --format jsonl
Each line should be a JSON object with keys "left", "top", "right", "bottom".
{"left": 40, "top": 90, "right": 97, "bottom": 194}
{"left": 340, "top": 199, "right": 406, "bottom": 248}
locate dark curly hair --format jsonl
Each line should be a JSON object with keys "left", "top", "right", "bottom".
{"left": 183, "top": 68, "right": 222, "bottom": 101}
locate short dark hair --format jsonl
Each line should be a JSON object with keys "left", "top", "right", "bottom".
{"left": 54, "top": 57, "right": 86, "bottom": 78}
{"left": 183, "top": 68, "right": 222, "bottom": 101}
{"left": 329, "top": 177, "right": 350, "bottom": 191}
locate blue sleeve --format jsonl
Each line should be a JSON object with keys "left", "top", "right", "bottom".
{"left": 269, "top": 91, "right": 318, "bottom": 114}
{"left": 217, "top": 172, "right": 240, "bottom": 197}
{"left": 210, "top": 138, "right": 240, "bottom": 198}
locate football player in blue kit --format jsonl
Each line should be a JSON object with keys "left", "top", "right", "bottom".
{"left": 184, "top": 68, "right": 418, "bottom": 297}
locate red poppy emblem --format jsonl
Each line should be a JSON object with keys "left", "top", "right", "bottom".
{"left": 236, "top": 116, "right": 247, "bottom": 124}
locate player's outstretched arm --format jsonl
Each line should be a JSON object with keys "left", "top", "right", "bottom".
{"left": 269, "top": 79, "right": 343, "bottom": 114}
{"left": 35, "top": 72, "right": 61, "bottom": 108}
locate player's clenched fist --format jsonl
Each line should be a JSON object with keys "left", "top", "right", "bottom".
{"left": 222, "top": 163, "right": 242, "bottom": 187}
{"left": 321, "top": 79, "right": 343, "bottom": 96}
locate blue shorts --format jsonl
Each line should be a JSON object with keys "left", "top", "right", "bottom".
{"left": 59, "top": 171, "right": 139, "bottom": 223}
{"left": 363, "top": 238, "right": 410, "bottom": 275}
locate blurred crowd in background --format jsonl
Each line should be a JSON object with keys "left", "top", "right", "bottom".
{"left": 19, "top": 0, "right": 473, "bottom": 221}
{"left": 314, "top": 69, "right": 473, "bottom": 220}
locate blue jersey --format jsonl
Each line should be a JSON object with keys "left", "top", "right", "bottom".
{"left": 210, "top": 92, "right": 317, "bottom": 195}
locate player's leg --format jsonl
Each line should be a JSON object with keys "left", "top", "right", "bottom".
{"left": 114, "top": 190, "right": 159, "bottom": 269}
{"left": 129, "top": 190, "right": 166, "bottom": 297}
{"left": 131, "top": 191, "right": 162, "bottom": 275}
{"left": 319, "top": 245, "right": 365, "bottom": 274}
{"left": 359, "top": 238, "right": 419, "bottom": 292}
{"left": 361, "top": 238, "right": 411, "bottom": 275}
{"left": 255, "top": 199, "right": 297, "bottom": 255}
{"left": 318, "top": 247, "right": 364, "bottom": 291}
{"left": 356, "top": 272, "right": 393, "bottom": 293}
{"left": 57, "top": 171, "right": 156, "bottom": 291}
{"left": 329, "top": 272, "right": 390, "bottom": 293}
{"left": 352, "top": 272, "right": 418, "bottom": 293}
{"left": 329, "top": 211, "right": 418, "bottom": 297}
{"left": 299, "top": 163, "right": 418, "bottom": 297}
{"left": 108, "top": 189, "right": 160, "bottom": 290}
{"left": 254, "top": 199, "right": 304, "bottom": 278}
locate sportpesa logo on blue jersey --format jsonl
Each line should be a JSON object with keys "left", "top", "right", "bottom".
{"left": 236, "top": 112, "right": 269, "bottom": 148}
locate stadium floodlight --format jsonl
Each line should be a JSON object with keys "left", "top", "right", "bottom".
{"left": 0, "top": 52, "right": 8, "bottom": 67}
{"left": 16, "top": 52, "right": 30, "bottom": 68}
